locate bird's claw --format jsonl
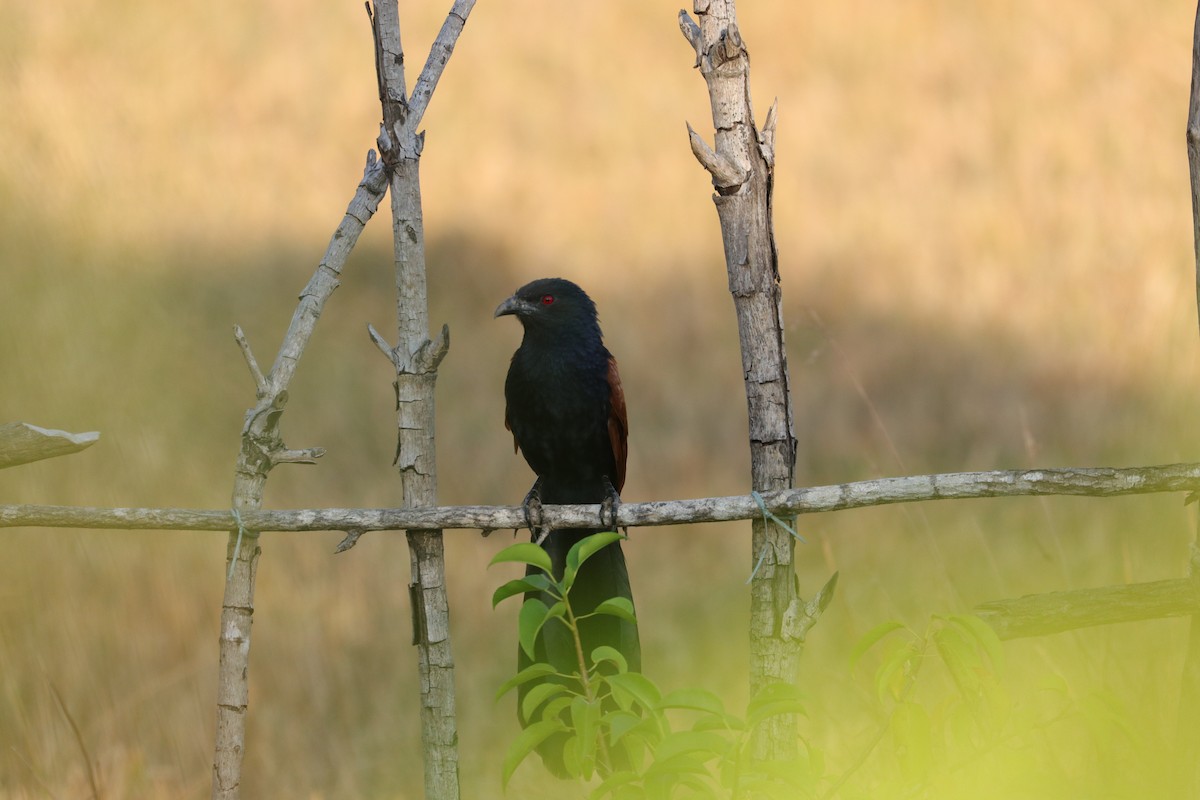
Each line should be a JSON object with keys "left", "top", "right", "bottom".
{"left": 523, "top": 480, "right": 546, "bottom": 543}
{"left": 600, "top": 478, "right": 621, "bottom": 532}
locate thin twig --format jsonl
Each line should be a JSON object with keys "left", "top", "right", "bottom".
{"left": 232, "top": 325, "right": 268, "bottom": 395}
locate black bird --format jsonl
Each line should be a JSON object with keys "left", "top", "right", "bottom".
{"left": 495, "top": 277, "right": 640, "bottom": 775}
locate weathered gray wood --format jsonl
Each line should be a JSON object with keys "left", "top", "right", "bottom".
{"left": 0, "top": 422, "right": 99, "bottom": 469}
{"left": 368, "top": 3, "right": 473, "bottom": 798}
{"left": 975, "top": 577, "right": 1200, "bottom": 640}
{"left": 5, "top": 462, "right": 1200, "bottom": 533}
{"left": 1182, "top": 8, "right": 1200, "bottom": 793}
{"left": 680, "top": 0, "right": 806, "bottom": 761}
{"left": 211, "top": 152, "right": 389, "bottom": 800}
{"left": 1187, "top": 0, "right": 1200, "bottom": 331}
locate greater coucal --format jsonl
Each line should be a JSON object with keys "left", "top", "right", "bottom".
{"left": 495, "top": 277, "right": 640, "bottom": 776}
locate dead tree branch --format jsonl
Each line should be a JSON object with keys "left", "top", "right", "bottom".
{"left": 211, "top": 151, "right": 388, "bottom": 800}
{"left": 1180, "top": 8, "right": 1200, "bottom": 789}
{"left": 7, "top": 462, "right": 1199, "bottom": 533}
{"left": 679, "top": 0, "right": 804, "bottom": 761}
{"left": 0, "top": 422, "right": 99, "bottom": 470}
{"left": 1187, "top": 0, "right": 1200, "bottom": 330}
{"left": 368, "top": 2, "right": 474, "bottom": 798}
{"left": 975, "top": 577, "right": 1200, "bottom": 639}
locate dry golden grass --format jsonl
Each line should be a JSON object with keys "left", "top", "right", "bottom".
{"left": 3, "top": 0, "right": 1200, "bottom": 797}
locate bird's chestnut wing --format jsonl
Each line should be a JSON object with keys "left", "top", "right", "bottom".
{"left": 607, "top": 355, "right": 629, "bottom": 493}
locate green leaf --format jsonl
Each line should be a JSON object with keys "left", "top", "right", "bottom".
{"left": 489, "top": 542, "right": 553, "bottom": 574}
{"left": 542, "top": 695, "right": 575, "bottom": 723}
{"left": 693, "top": 713, "right": 745, "bottom": 733}
{"left": 653, "top": 730, "right": 729, "bottom": 762}
{"left": 673, "top": 773, "right": 719, "bottom": 795}
{"left": 544, "top": 600, "right": 568, "bottom": 622}
{"left": 890, "top": 701, "right": 932, "bottom": 782}
{"left": 658, "top": 688, "right": 726, "bottom": 717}
{"left": 933, "top": 623, "right": 982, "bottom": 702}
{"left": 571, "top": 695, "right": 602, "bottom": 779}
{"left": 948, "top": 614, "right": 1004, "bottom": 671}
{"left": 643, "top": 752, "right": 710, "bottom": 780}
{"left": 591, "top": 645, "right": 629, "bottom": 674}
{"left": 563, "top": 531, "right": 625, "bottom": 591}
{"left": 518, "top": 599, "right": 551, "bottom": 661}
{"left": 521, "top": 682, "right": 568, "bottom": 724}
{"left": 561, "top": 734, "right": 582, "bottom": 779}
{"left": 495, "top": 662, "right": 558, "bottom": 701}
{"left": 590, "top": 597, "right": 637, "bottom": 624}
{"left": 605, "top": 710, "right": 645, "bottom": 745}
{"left": 875, "top": 641, "right": 921, "bottom": 704}
{"left": 502, "top": 718, "right": 566, "bottom": 787}
{"left": 491, "top": 573, "right": 553, "bottom": 608}
{"left": 588, "top": 770, "right": 641, "bottom": 800}
{"left": 607, "top": 672, "right": 663, "bottom": 713}
{"left": 849, "top": 620, "right": 906, "bottom": 670}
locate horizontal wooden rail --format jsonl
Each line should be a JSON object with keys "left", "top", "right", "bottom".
{"left": 3, "top": 462, "right": 1199, "bottom": 534}
{"left": 976, "top": 578, "right": 1200, "bottom": 640}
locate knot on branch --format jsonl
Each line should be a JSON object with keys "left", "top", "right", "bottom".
{"left": 376, "top": 122, "right": 425, "bottom": 172}
{"left": 241, "top": 390, "right": 288, "bottom": 436}
{"left": 713, "top": 22, "right": 746, "bottom": 69}
{"left": 368, "top": 322, "right": 451, "bottom": 374}
{"left": 678, "top": 10, "right": 747, "bottom": 77}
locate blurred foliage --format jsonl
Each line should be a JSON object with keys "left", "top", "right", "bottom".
{"left": 2, "top": 0, "right": 1200, "bottom": 797}
{"left": 491, "top": 532, "right": 812, "bottom": 798}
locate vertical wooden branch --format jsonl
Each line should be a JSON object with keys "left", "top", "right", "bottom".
{"left": 1188, "top": 0, "right": 1200, "bottom": 332}
{"left": 1182, "top": 6, "right": 1200, "bottom": 791}
{"left": 368, "top": 2, "right": 473, "bottom": 798}
{"left": 211, "top": 153, "right": 388, "bottom": 800}
{"left": 679, "top": 0, "right": 829, "bottom": 762}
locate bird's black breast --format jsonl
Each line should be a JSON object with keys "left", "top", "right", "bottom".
{"left": 505, "top": 342, "right": 616, "bottom": 504}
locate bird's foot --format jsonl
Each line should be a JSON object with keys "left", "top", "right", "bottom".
{"left": 600, "top": 478, "right": 622, "bottom": 533}
{"left": 522, "top": 479, "right": 548, "bottom": 544}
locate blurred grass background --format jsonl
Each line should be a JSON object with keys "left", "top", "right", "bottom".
{"left": 2, "top": 0, "right": 1200, "bottom": 796}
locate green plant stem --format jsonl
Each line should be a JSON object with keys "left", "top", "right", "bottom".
{"left": 562, "top": 599, "right": 615, "bottom": 773}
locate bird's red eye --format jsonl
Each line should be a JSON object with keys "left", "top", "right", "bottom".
{"left": 540, "top": 294, "right": 555, "bottom": 305}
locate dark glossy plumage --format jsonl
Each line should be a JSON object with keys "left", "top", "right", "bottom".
{"left": 495, "top": 277, "right": 640, "bottom": 776}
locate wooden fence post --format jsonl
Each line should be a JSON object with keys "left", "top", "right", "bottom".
{"left": 679, "top": 0, "right": 834, "bottom": 762}
{"left": 365, "top": 2, "right": 475, "bottom": 797}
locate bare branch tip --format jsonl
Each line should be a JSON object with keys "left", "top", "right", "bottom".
{"left": 678, "top": 11, "right": 702, "bottom": 67}
{"left": 765, "top": 98, "right": 779, "bottom": 132}
{"left": 686, "top": 125, "right": 745, "bottom": 187}
{"left": 271, "top": 446, "right": 326, "bottom": 466}
{"left": 335, "top": 529, "right": 365, "bottom": 553}
{"left": 233, "top": 324, "right": 268, "bottom": 393}
{"left": 432, "top": 323, "right": 451, "bottom": 363}
{"left": 367, "top": 323, "right": 397, "bottom": 363}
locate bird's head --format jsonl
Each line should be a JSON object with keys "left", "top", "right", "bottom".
{"left": 494, "top": 277, "right": 600, "bottom": 337}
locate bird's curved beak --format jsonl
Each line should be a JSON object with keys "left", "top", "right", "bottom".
{"left": 494, "top": 295, "right": 533, "bottom": 318}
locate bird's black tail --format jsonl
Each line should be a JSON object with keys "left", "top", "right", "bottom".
{"left": 517, "top": 528, "right": 640, "bottom": 778}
